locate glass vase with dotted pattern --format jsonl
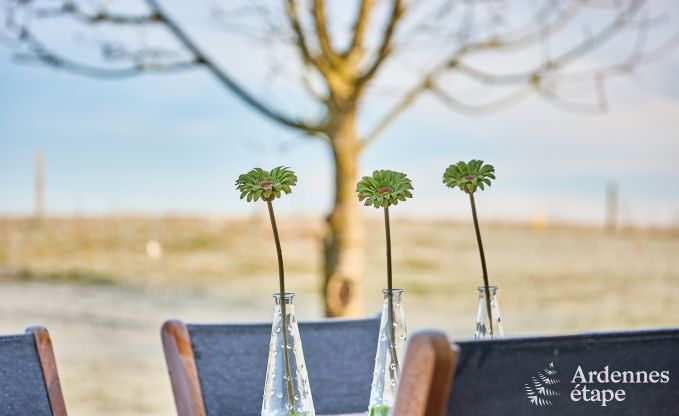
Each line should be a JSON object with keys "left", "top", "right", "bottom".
{"left": 262, "top": 293, "right": 315, "bottom": 416}
{"left": 368, "top": 289, "right": 407, "bottom": 416}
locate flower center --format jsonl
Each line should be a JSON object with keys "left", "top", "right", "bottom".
{"left": 464, "top": 175, "right": 475, "bottom": 180}
{"left": 259, "top": 180, "right": 274, "bottom": 199}
{"left": 378, "top": 187, "right": 393, "bottom": 195}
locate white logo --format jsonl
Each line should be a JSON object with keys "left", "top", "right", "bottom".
{"left": 524, "top": 362, "right": 561, "bottom": 406}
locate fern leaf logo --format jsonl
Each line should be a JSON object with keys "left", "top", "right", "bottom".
{"left": 524, "top": 361, "right": 561, "bottom": 406}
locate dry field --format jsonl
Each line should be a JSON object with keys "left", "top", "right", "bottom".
{"left": 1, "top": 216, "right": 678, "bottom": 415}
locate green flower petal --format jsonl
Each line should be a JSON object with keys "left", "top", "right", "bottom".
{"left": 356, "top": 170, "right": 414, "bottom": 209}
{"left": 443, "top": 159, "right": 495, "bottom": 194}
{"left": 235, "top": 166, "right": 298, "bottom": 202}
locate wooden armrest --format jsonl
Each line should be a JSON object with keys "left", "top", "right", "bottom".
{"left": 26, "top": 326, "right": 68, "bottom": 416}
{"left": 392, "top": 331, "right": 458, "bottom": 416}
{"left": 161, "top": 320, "right": 206, "bottom": 416}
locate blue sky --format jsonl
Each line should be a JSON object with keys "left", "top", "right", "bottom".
{"left": 1, "top": 1, "right": 678, "bottom": 226}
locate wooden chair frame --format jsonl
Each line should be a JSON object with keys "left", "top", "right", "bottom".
{"left": 393, "top": 331, "right": 459, "bottom": 416}
{"left": 161, "top": 320, "right": 207, "bottom": 416}
{"left": 25, "top": 326, "right": 68, "bottom": 416}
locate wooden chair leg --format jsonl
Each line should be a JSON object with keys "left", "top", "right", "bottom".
{"left": 27, "top": 326, "right": 68, "bottom": 416}
{"left": 392, "top": 331, "right": 458, "bottom": 416}
{"left": 162, "top": 320, "right": 206, "bottom": 416}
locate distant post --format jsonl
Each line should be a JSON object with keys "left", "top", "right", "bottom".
{"left": 34, "top": 151, "right": 45, "bottom": 221}
{"left": 605, "top": 179, "right": 618, "bottom": 232}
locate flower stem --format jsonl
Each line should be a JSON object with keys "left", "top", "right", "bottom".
{"left": 383, "top": 206, "right": 399, "bottom": 371}
{"left": 469, "top": 193, "right": 494, "bottom": 338}
{"left": 266, "top": 199, "right": 295, "bottom": 411}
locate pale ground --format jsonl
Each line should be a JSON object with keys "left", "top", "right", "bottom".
{"left": 0, "top": 216, "right": 678, "bottom": 415}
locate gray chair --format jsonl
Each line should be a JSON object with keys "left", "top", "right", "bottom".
{"left": 394, "top": 328, "right": 679, "bottom": 416}
{"left": 162, "top": 317, "right": 380, "bottom": 416}
{"left": 0, "top": 326, "right": 68, "bottom": 416}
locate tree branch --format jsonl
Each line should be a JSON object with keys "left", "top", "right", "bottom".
{"left": 144, "top": 0, "right": 323, "bottom": 133}
{"left": 553, "top": 0, "right": 646, "bottom": 67}
{"left": 474, "top": 0, "right": 584, "bottom": 53}
{"left": 361, "top": 77, "right": 532, "bottom": 151}
{"left": 430, "top": 83, "right": 534, "bottom": 115}
{"left": 285, "top": 0, "right": 330, "bottom": 77}
{"left": 448, "top": 0, "right": 646, "bottom": 87}
{"left": 355, "top": 0, "right": 403, "bottom": 89}
{"left": 360, "top": 0, "right": 654, "bottom": 148}
{"left": 312, "top": 0, "right": 339, "bottom": 66}
{"left": 360, "top": 77, "right": 431, "bottom": 149}
{"left": 537, "top": 69, "right": 612, "bottom": 115}
{"left": 4, "top": 0, "right": 326, "bottom": 135}
{"left": 33, "top": 2, "right": 162, "bottom": 25}
{"left": 14, "top": 25, "right": 197, "bottom": 78}
{"left": 345, "top": 0, "right": 375, "bottom": 57}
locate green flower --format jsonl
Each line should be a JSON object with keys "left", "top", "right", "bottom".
{"left": 356, "top": 170, "right": 413, "bottom": 208}
{"left": 443, "top": 160, "right": 495, "bottom": 194}
{"left": 235, "top": 166, "right": 297, "bottom": 202}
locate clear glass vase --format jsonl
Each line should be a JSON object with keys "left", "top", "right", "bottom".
{"left": 262, "top": 293, "right": 315, "bottom": 416}
{"left": 475, "top": 285, "right": 504, "bottom": 340}
{"left": 368, "top": 289, "right": 407, "bottom": 416}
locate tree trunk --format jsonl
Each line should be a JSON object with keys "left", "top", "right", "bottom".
{"left": 323, "top": 110, "right": 364, "bottom": 317}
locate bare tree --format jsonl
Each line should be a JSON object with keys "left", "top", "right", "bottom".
{"left": 3, "top": 0, "right": 675, "bottom": 316}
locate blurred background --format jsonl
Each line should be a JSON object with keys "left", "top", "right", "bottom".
{"left": 1, "top": 0, "right": 678, "bottom": 414}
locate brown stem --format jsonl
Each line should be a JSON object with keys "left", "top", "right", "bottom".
{"left": 469, "top": 193, "right": 494, "bottom": 338}
{"left": 384, "top": 206, "right": 392, "bottom": 294}
{"left": 266, "top": 199, "right": 295, "bottom": 411}
{"left": 383, "top": 206, "right": 399, "bottom": 371}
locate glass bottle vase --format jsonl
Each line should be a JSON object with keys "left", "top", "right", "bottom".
{"left": 368, "top": 289, "right": 407, "bottom": 416}
{"left": 475, "top": 285, "right": 505, "bottom": 340}
{"left": 262, "top": 293, "right": 315, "bottom": 416}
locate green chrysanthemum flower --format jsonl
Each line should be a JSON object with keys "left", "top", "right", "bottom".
{"left": 443, "top": 160, "right": 495, "bottom": 194}
{"left": 235, "top": 166, "right": 297, "bottom": 202}
{"left": 356, "top": 170, "right": 413, "bottom": 208}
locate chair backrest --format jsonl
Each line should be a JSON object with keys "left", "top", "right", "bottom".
{"left": 162, "top": 317, "right": 380, "bottom": 416}
{"left": 392, "top": 331, "right": 458, "bottom": 416}
{"left": 0, "top": 327, "right": 68, "bottom": 416}
{"left": 445, "top": 328, "right": 679, "bottom": 415}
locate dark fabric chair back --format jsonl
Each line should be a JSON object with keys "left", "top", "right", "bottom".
{"left": 0, "top": 327, "right": 67, "bottom": 416}
{"left": 187, "top": 317, "right": 380, "bottom": 416}
{"left": 446, "top": 328, "right": 679, "bottom": 416}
